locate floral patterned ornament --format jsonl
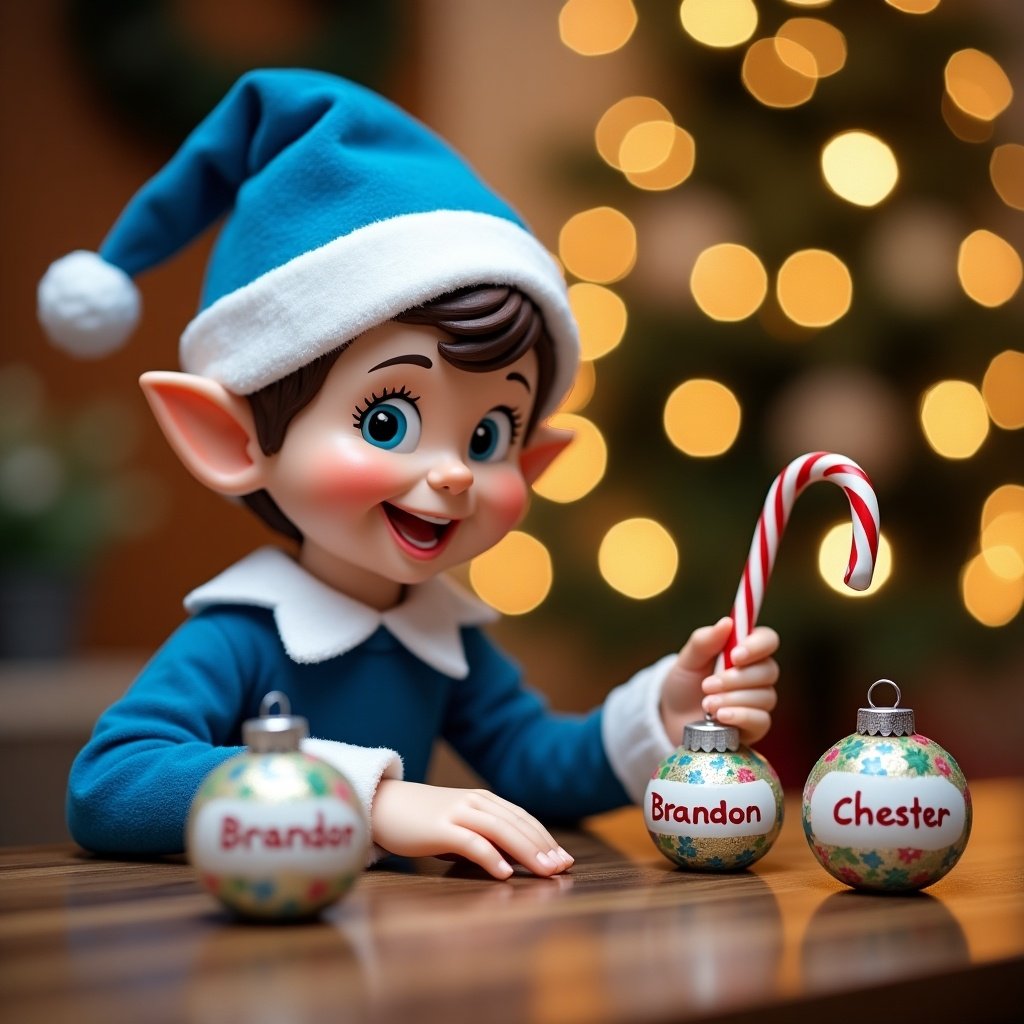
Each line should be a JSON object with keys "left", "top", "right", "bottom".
{"left": 802, "top": 680, "right": 971, "bottom": 893}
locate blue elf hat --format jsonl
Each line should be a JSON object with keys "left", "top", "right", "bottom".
{"left": 38, "top": 68, "right": 578, "bottom": 416}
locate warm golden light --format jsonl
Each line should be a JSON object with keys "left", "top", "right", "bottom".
{"left": 532, "top": 412, "right": 607, "bottom": 503}
{"left": 818, "top": 525, "right": 892, "bottom": 598}
{"left": 568, "top": 283, "right": 628, "bottom": 361}
{"left": 983, "top": 350, "right": 1024, "bottom": 430}
{"left": 663, "top": 379, "right": 742, "bottom": 457}
{"left": 919, "top": 380, "right": 989, "bottom": 459}
{"left": 469, "top": 531, "right": 552, "bottom": 615}
{"left": 559, "top": 0, "right": 638, "bottom": 56}
{"left": 961, "top": 553, "right": 1023, "bottom": 627}
{"left": 560, "top": 360, "right": 597, "bottom": 414}
{"left": 981, "top": 512, "right": 1024, "bottom": 581}
{"left": 886, "top": 0, "right": 941, "bottom": 13}
{"left": 679, "top": 0, "right": 757, "bottom": 49}
{"left": 742, "top": 37, "right": 816, "bottom": 108}
{"left": 776, "top": 249, "right": 853, "bottom": 327}
{"left": 990, "top": 144, "right": 1024, "bottom": 211}
{"left": 945, "top": 48, "right": 1014, "bottom": 122}
{"left": 957, "top": 229, "right": 1023, "bottom": 308}
{"left": 821, "top": 131, "right": 899, "bottom": 207}
{"left": 622, "top": 124, "right": 696, "bottom": 190}
{"left": 690, "top": 243, "right": 768, "bottom": 321}
{"left": 982, "top": 484, "right": 1024, "bottom": 532}
{"left": 559, "top": 207, "right": 637, "bottom": 284}
{"left": 595, "top": 97, "right": 674, "bottom": 170}
{"left": 599, "top": 517, "right": 679, "bottom": 598}
{"left": 776, "top": 18, "right": 846, "bottom": 78}
{"left": 619, "top": 120, "right": 676, "bottom": 173}
{"left": 940, "top": 91, "right": 994, "bottom": 144}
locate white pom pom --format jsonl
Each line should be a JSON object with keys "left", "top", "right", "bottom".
{"left": 37, "top": 250, "right": 141, "bottom": 358}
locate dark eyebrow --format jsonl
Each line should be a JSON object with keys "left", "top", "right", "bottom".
{"left": 506, "top": 371, "right": 531, "bottom": 392}
{"left": 368, "top": 354, "right": 433, "bottom": 372}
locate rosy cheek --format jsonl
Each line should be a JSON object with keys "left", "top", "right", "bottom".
{"left": 296, "top": 444, "right": 407, "bottom": 505}
{"left": 485, "top": 469, "right": 529, "bottom": 530}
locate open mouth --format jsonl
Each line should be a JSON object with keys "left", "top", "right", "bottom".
{"left": 382, "top": 503, "right": 458, "bottom": 559}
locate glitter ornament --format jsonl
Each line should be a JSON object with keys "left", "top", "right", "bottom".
{"left": 187, "top": 692, "right": 370, "bottom": 919}
{"left": 645, "top": 719, "right": 784, "bottom": 871}
{"left": 803, "top": 680, "right": 971, "bottom": 892}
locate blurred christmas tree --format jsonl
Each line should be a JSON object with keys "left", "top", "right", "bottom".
{"left": 471, "top": 0, "right": 1022, "bottom": 754}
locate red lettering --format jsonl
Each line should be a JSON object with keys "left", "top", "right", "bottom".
{"left": 217, "top": 811, "right": 354, "bottom": 852}
{"left": 692, "top": 806, "right": 710, "bottom": 824}
{"left": 651, "top": 791, "right": 664, "bottom": 821}
{"left": 876, "top": 807, "right": 893, "bottom": 826}
{"left": 747, "top": 805, "right": 761, "bottom": 823}
{"left": 937, "top": 807, "right": 950, "bottom": 827}
{"left": 710, "top": 802, "right": 727, "bottom": 825}
{"left": 854, "top": 789, "right": 874, "bottom": 826}
{"left": 221, "top": 816, "right": 241, "bottom": 850}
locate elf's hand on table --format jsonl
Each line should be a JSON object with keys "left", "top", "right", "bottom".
{"left": 371, "top": 779, "right": 574, "bottom": 880}
{"left": 659, "top": 616, "right": 780, "bottom": 747}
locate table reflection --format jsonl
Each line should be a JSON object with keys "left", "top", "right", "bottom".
{"left": 801, "top": 890, "right": 968, "bottom": 992}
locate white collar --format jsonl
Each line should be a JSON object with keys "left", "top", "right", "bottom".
{"left": 184, "top": 547, "right": 497, "bottom": 679}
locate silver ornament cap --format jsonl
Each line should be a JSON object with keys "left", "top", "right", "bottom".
{"left": 682, "top": 714, "right": 740, "bottom": 752}
{"left": 856, "top": 679, "right": 916, "bottom": 737}
{"left": 242, "top": 691, "right": 309, "bottom": 753}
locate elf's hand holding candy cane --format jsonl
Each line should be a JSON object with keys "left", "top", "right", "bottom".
{"left": 658, "top": 452, "right": 880, "bottom": 749}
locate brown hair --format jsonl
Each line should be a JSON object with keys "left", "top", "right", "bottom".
{"left": 241, "top": 285, "right": 555, "bottom": 542}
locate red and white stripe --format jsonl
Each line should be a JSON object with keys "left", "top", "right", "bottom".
{"left": 716, "top": 452, "right": 880, "bottom": 673}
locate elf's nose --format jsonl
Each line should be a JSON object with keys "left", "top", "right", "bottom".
{"left": 427, "top": 456, "right": 474, "bottom": 495}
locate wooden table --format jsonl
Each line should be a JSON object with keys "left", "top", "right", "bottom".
{"left": 1, "top": 780, "right": 1021, "bottom": 1023}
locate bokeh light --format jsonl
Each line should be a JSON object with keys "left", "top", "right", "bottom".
{"left": 886, "top": 0, "right": 941, "bottom": 13}
{"left": 990, "top": 144, "right": 1024, "bottom": 211}
{"left": 981, "top": 512, "right": 1024, "bottom": 581}
{"left": 821, "top": 131, "right": 899, "bottom": 207}
{"left": 532, "top": 412, "right": 608, "bottom": 503}
{"left": 940, "top": 91, "right": 994, "bottom": 144}
{"left": 866, "top": 202, "right": 960, "bottom": 314}
{"left": 983, "top": 484, "right": 1024, "bottom": 532}
{"left": 982, "top": 350, "right": 1024, "bottom": 430}
{"left": 957, "top": 229, "right": 1023, "bottom": 307}
{"left": 598, "top": 517, "right": 679, "bottom": 598}
{"left": 776, "top": 18, "right": 846, "bottom": 77}
{"left": 595, "top": 96, "right": 674, "bottom": 169}
{"left": 944, "top": 48, "right": 1014, "bottom": 122}
{"left": 742, "top": 37, "right": 816, "bottom": 108}
{"left": 622, "top": 124, "right": 696, "bottom": 190}
{"left": 559, "top": 207, "right": 637, "bottom": 284}
{"left": 776, "top": 249, "right": 853, "bottom": 327}
{"left": 679, "top": 0, "right": 757, "bottom": 49}
{"left": 568, "top": 283, "right": 628, "bottom": 360}
{"left": 961, "top": 553, "right": 1023, "bottom": 627}
{"left": 919, "top": 380, "right": 989, "bottom": 459}
{"left": 690, "top": 243, "right": 768, "bottom": 321}
{"left": 818, "top": 524, "right": 892, "bottom": 598}
{"left": 469, "top": 531, "right": 553, "bottom": 615}
{"left": 559, "top": 0, "right": 637, "bottom": 56}
{"left": 560, "top": 360, "right": 597, "bottom": 414}
{"left": 663, "top": 379, "right": 742, "bottom": 457}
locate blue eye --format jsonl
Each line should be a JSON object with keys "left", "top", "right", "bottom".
{"left": 360, "top": 397, "right": 421, "bottom": 452}
{"left": 469, "top": 409, "right": 514, "bottom": 462}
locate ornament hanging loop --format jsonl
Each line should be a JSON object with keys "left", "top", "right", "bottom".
{"left": 867, "top": 678, "right": 901, "bottom": 709}
{"left": 260, "top": 690, "right": 291, "bottom": 717}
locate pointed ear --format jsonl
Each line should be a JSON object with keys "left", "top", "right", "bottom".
{"left": 139, "top": 371, "right": 265, "bottom": 496}
{"left": 519, "top": 424, "right": 574, "bottom": 486}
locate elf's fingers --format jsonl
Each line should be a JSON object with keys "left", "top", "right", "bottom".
{"left": 703, "top": 660, "right": 780, "bottom": 693}
{"left": 724, "top": 626, "right": 780, "bottom": 666}
{"left": 713, "top": 706, "right": 772, "bottom": 745}
{"left": 458, "top": 809, "right": 572, "bottom": 877}
{"left": 703, "top": 687, "right": 778, "bottom": 717}
{"left": 676, "top": 617, "right": 733, "bottom": 671}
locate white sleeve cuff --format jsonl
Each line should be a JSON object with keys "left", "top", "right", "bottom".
{"left": 601, "top": 653, "right": 678, "bottom": 804}
{"left": 301, "top": 738, "right": 404, "bottom": 865}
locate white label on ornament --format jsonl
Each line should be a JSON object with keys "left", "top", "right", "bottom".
{"left": 644, "top": 779, "right": 777, "bottom": 837}
{"left": 190, "top": 797, "right": 367, "bottom": 876}
{"left": 809, "top": 772, "right": 966, "bottom": 851}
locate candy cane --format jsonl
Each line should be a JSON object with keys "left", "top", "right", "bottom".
{"left": 716, "top": 451, "right": 880, "bottom": 673}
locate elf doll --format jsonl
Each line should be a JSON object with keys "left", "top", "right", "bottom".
{"left": 38, "top": 70, "right": 779, "bottom": 879}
